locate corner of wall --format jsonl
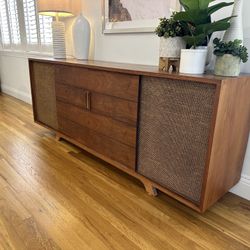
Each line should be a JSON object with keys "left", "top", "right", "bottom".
{"left": 230, "top": 174, "right": 250, "bottom": 200}
{"left": 1, "top": 84, "right": 32, "bottom": 104}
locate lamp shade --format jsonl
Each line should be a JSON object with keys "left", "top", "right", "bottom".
{"left": 37, "top": 0, "right": 75, "bottom": 17}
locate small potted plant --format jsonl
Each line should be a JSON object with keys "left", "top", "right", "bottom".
{"left": 213, "top": 38, "right": 248, "bottom": 76}
{"left": 155, "top": 13, "right": 187, "bottom": 58}
{"left": 174, "top": 0, "right": 234, "bottom": 74}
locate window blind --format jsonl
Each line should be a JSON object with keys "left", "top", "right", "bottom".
{"left": 23, "top": 0, "right": 38, "bottom": 45}
{"left": 0, "top": 0, "right": 52, "bottom": 52}
{"left": 39, "top": 15, "right": 53, "bottom": 46}
{"left": 0, "top": 0, "right": 10, "bottom": 46}
{"left": 7, "top": 0, "right": 21, "bottom": 45}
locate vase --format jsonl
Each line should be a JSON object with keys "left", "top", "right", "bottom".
{"left": 223, "top": 0, "right": 243, "bottom": 44}
{"left": 72, "top": 14, "right": 91, "bottom": 60}
{"left": 159, "top": 37, "right": 186, "bottom": 58}
{"left": 179, "top": 48, "right": 208, "bottom": 74}
{"left": 214, "top": 54, "right": 241, "bottom": 76}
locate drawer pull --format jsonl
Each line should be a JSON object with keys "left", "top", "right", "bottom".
{"left": 85, "top": 91, "right": 91, "bottom": 111}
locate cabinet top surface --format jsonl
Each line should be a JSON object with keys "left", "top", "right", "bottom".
{"left": 29, "top": 57, "right": 250, "bottom": 84}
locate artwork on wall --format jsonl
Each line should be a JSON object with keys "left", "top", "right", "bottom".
{"left": 102, "top": 0, "right": 180, "bottom": 34}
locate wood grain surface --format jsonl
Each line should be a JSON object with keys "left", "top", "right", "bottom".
{"left": 0, "top": 93, "right": 250, "bottom": 250}
{"left": 55, "top": 64, "right": 140, "bottom": 102}
{"left": 29, "top": 58, "right": 250, "bottom": 213}
{"left": 56, "top": 83, "right": 138, "bottom": 126}
{"left": 30, "top": 57, "right": 250, "bottom": 85}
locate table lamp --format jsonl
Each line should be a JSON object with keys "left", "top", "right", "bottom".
{"left": 37, "top": 0, "right": 74, "bottom": 59}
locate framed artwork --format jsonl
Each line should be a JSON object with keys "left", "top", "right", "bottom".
{"left": 102, "top": 0, "right": 181, "bottom": 34}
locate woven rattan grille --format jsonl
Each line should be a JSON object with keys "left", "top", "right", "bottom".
{"left": 137, "top": 77, "right": 216, "bottom": 203}
{"left": 33, "top": 62, "right": 58, "bottom": 130}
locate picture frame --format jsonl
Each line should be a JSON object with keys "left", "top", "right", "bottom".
{"left": 102, "top": 0, "right": 181, "bottom": 34}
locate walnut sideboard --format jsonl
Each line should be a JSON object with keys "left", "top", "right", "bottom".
{"left": 29, "top": 58, "right": 250, "bottom": 213}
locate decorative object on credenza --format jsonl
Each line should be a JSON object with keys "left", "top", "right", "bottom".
{"left": 213, "top": 38, "right": 248, "bottom": 76}
{"left": 180, "top": 48, "right": 208, "bottom": 74}
{"left": 223, "top": 0, "right": 244, "bottom": 44}
{"left": 156, "top": 15, "right": 186, "bottom": 72}
{"left": 159, "top": 57, "right": 180, "bottom": 72}
{"left": 174, "top": 0, "right": 234, "bottom": 74}
{"left": 37, "top": 0, "right": 75, "bottom": 59}
{"left": 72, "top": 14, "right": 91, "bottom": 60}
{"left": 102, "top": 0, "right": 181, "bottom": 34}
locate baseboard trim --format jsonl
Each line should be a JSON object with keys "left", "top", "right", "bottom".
{"left": 1, "top": 84, "right": 32, "bottom": 104}
{"left": 230, "top": 174, "right": 250, "bottom": 200}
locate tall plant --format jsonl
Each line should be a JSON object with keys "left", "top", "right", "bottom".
{"left": 174, "top": 0, "right": 234, "bottom": 48}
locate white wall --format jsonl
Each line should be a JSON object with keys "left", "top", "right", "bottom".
{"left": 0, "top": 0, "right": 250, "bottom": 199}
{"left": 0, "top": 52, "right": 32, "bottom": 103}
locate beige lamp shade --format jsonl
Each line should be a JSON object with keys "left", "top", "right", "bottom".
{"left": 37, "top": 0, "right": 81, "bottom": 17}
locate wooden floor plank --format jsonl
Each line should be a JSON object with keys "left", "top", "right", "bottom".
{"left": 0, "top": 93, "right": 250, "bottom": 250}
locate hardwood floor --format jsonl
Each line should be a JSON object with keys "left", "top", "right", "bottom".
{"left": 0, "top": 93, "right": 250, "bottom": 250}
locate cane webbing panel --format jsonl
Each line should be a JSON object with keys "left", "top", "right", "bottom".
{"left": 137, "top": 77, "right": 216, "bottom": 204}
{"left": 32, "top": 62, "right": 58, "bottom": 130}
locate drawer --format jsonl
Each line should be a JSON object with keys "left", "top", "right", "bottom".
{"left": 56, "top": 83, "right": 137, "bottom": 126}
{"left": 57, "top": 100, "right": 136, "bottom": 147}
{"left": 58, "top": 116, "right": 136, "bottom": 169}
{"left": 55, "top": 65, "right": 139, "bottom": 102}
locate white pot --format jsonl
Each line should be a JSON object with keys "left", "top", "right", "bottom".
{"left": 159, "top": 37, "right": 186, "bottom": 58}
{"left": 180, "top": 49, "right": 208, "bottom": 74}
{"left": 72, "top": 14, "right": 91, "bottom": 60}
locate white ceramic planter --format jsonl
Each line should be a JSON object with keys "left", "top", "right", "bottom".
{"left": 180, "top": 48, "right": 208, "bottom": 74}
{"left": 214, "top": 54, "right": 241, "bottom": 76}
{"left": 72, "top": 14, "right": 91, "bottom": 60}
{"left": 159, "top": 37, "right": 186, "bottom": 58}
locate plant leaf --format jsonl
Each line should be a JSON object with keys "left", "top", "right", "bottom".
{"left": 174, "top": 10, "right": 210, "bottom": 25}
{"left": 207, "top": 2, "right": 234, "bottom": 15}
{"left": 179, "top": 0, "right": 199, "bottom": 10}
{"left": 180, "top": 0, "right": 215, "bottom": 10}
{"left": 183, "top": 34, "right": 207, "bottom": 47}
{"left": 196, "top": 17, "right": 232, "bottom": 35}
{"left": 199, "top": 0, "right": 215, "bottom": 10}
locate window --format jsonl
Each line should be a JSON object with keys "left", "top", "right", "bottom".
{"left": 0, "top": 0, "right": 52, "bottom": 52}
{"left": 0, "top": 0, "right": 10, "bottom": 46}
{"left": 23, "top": 0, "right": 38, "bottom": 45}
{"left": 39, "top": 16, "right": 53, "bottom": 46}
{"left": 7, "top": 0, "right": 21, "bottom": 45}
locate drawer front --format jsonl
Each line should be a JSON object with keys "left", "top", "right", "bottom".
{"left": 56, "top": 83, "right": 137, "bottom": 126}
{"left": 55, "top": 65, "right": 139, "bottom": 102}
{"left": 58, "top": 116, "right": 136, "bottom": 169}
{"left": 55, "top": 67, "right": 139, "bottom": 170}
{"left": 57, "top": 100, "right": 136, "bottom": 148}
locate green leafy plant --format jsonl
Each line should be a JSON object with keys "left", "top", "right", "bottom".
{"left": 213, "top": 38, "right": 248, "bottom": 63}
{"left": 155, "top": 13, "right": 188, "bottom": 38}
{"left": 173, "top": 0, "right": 234, "bottom": 48}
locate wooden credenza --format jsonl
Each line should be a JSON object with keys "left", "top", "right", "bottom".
{"left": 29, "top": 58, "right": 250, "bottom": 213}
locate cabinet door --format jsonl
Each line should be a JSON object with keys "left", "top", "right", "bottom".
{"left": 137, "top": 76, "right": 216, "bottom": 204}
{"left": 30, "top": 62, "right": 58, "bottom": 130}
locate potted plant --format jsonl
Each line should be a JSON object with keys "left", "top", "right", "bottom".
{"left": 174, "top": 0, "right": 234, "bottom": 74}
{"left": 213, "top": 38, "right": 248, "bottom": 76}
{"left": 155, "top": 13, "right": 187, "bottom": 58}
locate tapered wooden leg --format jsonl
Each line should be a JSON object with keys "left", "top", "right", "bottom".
{"left": 55, "top": 133, "right": 62, "bottom": 141}
{"left": 143, "top": 181, "right": 158, "bottom": 197}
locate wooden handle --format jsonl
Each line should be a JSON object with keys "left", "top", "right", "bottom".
{"left": 85, "top": 91, "right": 91, "bottom": 111}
